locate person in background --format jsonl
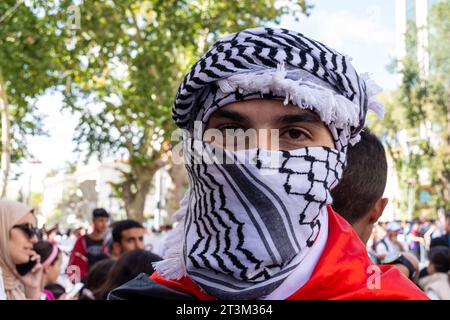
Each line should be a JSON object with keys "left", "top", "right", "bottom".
{"left": 332, "top": 129, "right": 388, "bottom": 245}
{"left": 0, "top": 200, "right": 43, "bottom": 300}
{"left": 58, "top": 228, "right": 75, "bottom": 271}
{"left": 74, "top": 227, "right": 86, "bottom": 238}
{"left": 375, "top": 221, "right": 406, "bottom": 260}
{"left": 424, "top": 220, "right": 439, "bottom": 248}
{"left": 418, "top": 246, "right": 450, "bottom": 300}
{"left": 44, "top": 283, "right": 66, "bottom": 300}
{"left": 34, "top": 240, "right": 63, "bottom": 300}
{"left": 68, "top": 208, "right": 110, "bottom": 280}
{"left": 408, "top": 220, "right": 425, "bottom": 261}
{"left": 430, "top": 213, "right": 450, "bottom": 248}
{"left": 111, "top": 219, "right": 146, "bottom": 260}
{"left": 60, "top": 228, "right": 77, "bottom": 252}
{"left": 46, "top": 225, "right": 60, "bottom": 243}
{"left": 78, "top": 258, "right": 115, "bottom": 300}
{"left": 95, "top": 249, "right": 161, "bottom": 300}
{"left": 332, "top": 129, "right": 419, "bottom": 281}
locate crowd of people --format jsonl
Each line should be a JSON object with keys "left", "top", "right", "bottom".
{"left": 1, "top": 27, "right": 449, "bottom": 301}
{"left": 1, "top": 198, "right": 448, "bottom": 300}
{"left": 0, "top": 203, "right": 167, "bottom": 300}
{"left": 367, "top": 219, "right": 450, "bottom": 299}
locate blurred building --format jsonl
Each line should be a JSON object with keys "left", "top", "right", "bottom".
{"left": 389, "top": 0, "right": 444, "bottom": 221}
{"left": 41, "top": 159, "right": 171, "bottom": 229}
{"left": 395, "top": 0, "right": 443, "bottom": 78}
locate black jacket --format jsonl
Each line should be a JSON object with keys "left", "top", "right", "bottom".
{"left": 430, "top": 234, "right": 450, "bottom": 248}
{"left": 108, "top": 273, "right": 197, "bottom": 300}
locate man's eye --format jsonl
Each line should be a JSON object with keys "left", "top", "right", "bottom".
{"left": 282, "top": 128, "right": 309, "bottom": 140}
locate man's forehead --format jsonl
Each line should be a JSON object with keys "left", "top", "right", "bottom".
{"left": 209, "top": 99, "right": 323, "bottom": 123}
{"left": 123, "top": 227, "right": 144, "bottom": 235}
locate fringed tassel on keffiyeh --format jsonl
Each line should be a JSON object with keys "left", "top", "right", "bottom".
{"left": 361, "top": 73, "right": 385, "bottom": 119}
{"left": 218, "top": 63, "right": 362, "bottom": 130}
{"left": 347, "top": 73, "right": 384, "bottom": 146}
{"left": 152, "top": 192, "right": 189, "bottom": 280}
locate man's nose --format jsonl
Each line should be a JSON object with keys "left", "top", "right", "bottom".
{"left": 133, "top": 240, "right": 142, "bottom": 248}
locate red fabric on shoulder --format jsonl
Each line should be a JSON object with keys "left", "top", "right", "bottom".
{"left": 151, "top": 272, "right": 215, "bottom": 300}
{"left": 287, "top": 206, "right": 428, "bottom": 300}
{"left": 150, "top": 206, "right": 428, "bottom": 300}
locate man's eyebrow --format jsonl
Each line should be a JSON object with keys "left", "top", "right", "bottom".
{"left": 209, "top": 109, "right": 249, "bottom": 122}
{"left": 276, "top": 112, "right": 323, "bottom": 126}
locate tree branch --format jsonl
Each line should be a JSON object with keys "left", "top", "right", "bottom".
{"left": 0, "top": 67, "right": 11, "bottom": 197}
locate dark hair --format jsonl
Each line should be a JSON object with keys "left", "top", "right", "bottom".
{"left": 33, "top": 240, "right": 60, "bottom": 266}
{"left": 428, "top": 246, "right": 450, "bottom": 273}
{"left": 85, "top": 258, "right": 115, "bottom": 292}
{"left": 95, "top": 249, "right": 162, "bottom": 300}
{"left": 44, "top": 283, "right": 65, "bottom": 299}
{"left": 331, "top": 129, "right": 387, "bottom": 224}
{"left": 92, "top": 208, "right": 110, "bottom": 219}
{"left": 112, "top": 219, "right": 144, "bottom": 243}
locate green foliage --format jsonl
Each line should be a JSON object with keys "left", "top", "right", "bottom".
{"left": 0, "top": 0, "right": 64, "bottom": 164}
{"left": 370, "top": 0, "right": 450, "bottom": 217}
{"left": 61, "top": 0, "right": 310, "bottom": 160}
{"left": 29, "top": 191, "right": 43, "bottom": 210}
{"left": 63, "top": 161, "right": 77, "bottom": 174}
{"left": 45, "top": 168, "right": 59, "bottom": 178}
{"left": 428, "top": 0, "right": 450, "bottom": 78}
{"left": 57, "top": 0, "right": 311, "bottom": 218}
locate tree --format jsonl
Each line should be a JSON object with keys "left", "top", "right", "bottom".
{"left": 428, "top": 1, "right": 450, "bottom": 212}
{"left": 370, "top": 0, "right": 450, "bottom": 218}
{"left": 166, "top": 162, "right": 188, "bottom": 217}
{"left": 0, "top": 1, "right": 64, "bottom": 197}
{"left": 60, "top": 0, "right": 312, "bottom": 222}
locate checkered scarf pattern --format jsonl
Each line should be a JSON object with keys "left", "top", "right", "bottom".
{"left": 172, "top": 27, "right": 384, "bottom": 152}
{"left": 154, "top": 27, "right": 383, "bottom": 300}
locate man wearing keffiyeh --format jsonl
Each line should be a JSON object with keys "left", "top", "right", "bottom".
{"left": 109, "top": 27, "right": 428, "bottom": 300}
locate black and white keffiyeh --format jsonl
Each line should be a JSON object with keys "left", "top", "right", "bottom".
{"left": 172, "top": 27, "right": 383, "bottom": 152}
{"left": 154, "top": 27, "right": 384, "bottom": 299}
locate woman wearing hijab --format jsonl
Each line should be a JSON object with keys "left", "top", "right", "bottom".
{"left": 0, "top": 200, "right": 43, "bottom": 300}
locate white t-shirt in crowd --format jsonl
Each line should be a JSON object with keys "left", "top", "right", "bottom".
{"left": 375, "top": 237, "right": 405, "bottom": 257}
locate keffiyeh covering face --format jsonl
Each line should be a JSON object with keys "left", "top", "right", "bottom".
{"left": 154, "top": 27, "right": 384, "bottom": 299}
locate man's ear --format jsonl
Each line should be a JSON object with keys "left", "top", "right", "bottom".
{"left": 368, "top": 197, "right": 388, "bottom": 224}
